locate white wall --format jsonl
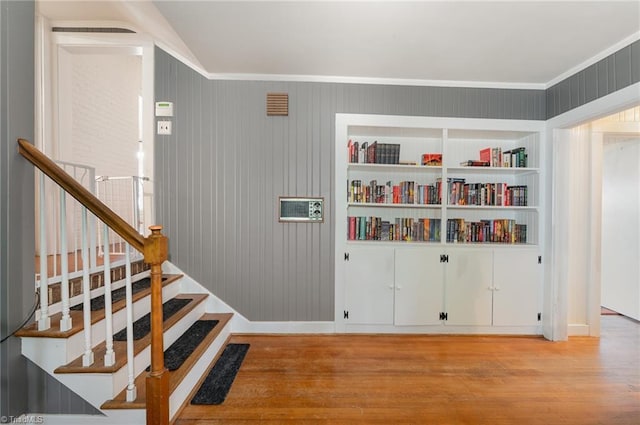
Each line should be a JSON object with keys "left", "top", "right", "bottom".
{"left": 601, "top": 138, "right": 640, "bottom": 320}
{"left": 65, "top": 53, "right": 141, "bottom": 177}
{"left": 55, "top": 51, "right": 143, "bottom": 245}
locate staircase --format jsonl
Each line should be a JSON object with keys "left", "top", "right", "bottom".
{"left": 17, "top": 260, "right": 235, "bottom": 423}
{"left": 15, "top": 139, "right": 239, "bottom": 424}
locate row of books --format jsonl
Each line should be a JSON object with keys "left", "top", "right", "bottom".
{"left": 447, "top": 179, "right": 528, "bottom": 206}
{"left": 478, "top": 146, "right": 528, "bottom": 168}
{"left": 446, "top": 218, "right": 527, "bottom": 244}
{"left": 348, "top": 140, "right": 401, "bottom": 164}
{"left": 348, "top": 216, "right": 441, "bottom": 242}
{"left": 348, "top": 142, "right": 529, "bottom": 168}
{"left": 348, "top": 179, "right": 441, "bottom": 205}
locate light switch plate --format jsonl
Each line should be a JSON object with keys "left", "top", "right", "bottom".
{"left": 157, "top": 120, "right": 172, "bottom": 135}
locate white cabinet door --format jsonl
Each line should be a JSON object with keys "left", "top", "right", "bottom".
{"left": 445, "top": 249, "right": 493, "bottom": 326}
{"left": 394, "top": 247, "right": 444, "bottom": 326}
{"left": 344, "top": 247, "right": 395, "bottom": 324}
{"left": 493, "top": 250, "right": 541, "bottom": 326}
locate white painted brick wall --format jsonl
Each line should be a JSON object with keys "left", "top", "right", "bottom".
{"left": 68, "top": 54, "right": 141, "bottom": 177}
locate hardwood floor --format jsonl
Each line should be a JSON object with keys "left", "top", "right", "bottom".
{"left": 176, "top": 316, "right": 640, "bottom": 424}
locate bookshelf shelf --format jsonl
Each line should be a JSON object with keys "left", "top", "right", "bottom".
{"left": 447, "top": 166, "right": 540, "bottom": 175}
{"left": 348, "top": 163, "right": 443, "bottom": 172}
{"left": 335, "top": 114, "right": 546, "bottom": 335}
{"left": 347, "top": 202, "right": 442, "bottom": 209}
{"left": 446, "top": 205, "right": 537, "bottom": 211}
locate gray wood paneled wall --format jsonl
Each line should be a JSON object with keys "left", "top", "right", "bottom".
{"left": 1, "top": 0, "right": 36, "bottom": 418}
{"left": 26, "top": 360, "right": 102, "bottom": 415}
{"left": 1, "top": 0, "right": 98, "bottom": 417}
{"left": 547, "top": 39, "right": 640, "bottom": 119}
{"left": 154, "top": 47, "right": 546, "bottom": 321}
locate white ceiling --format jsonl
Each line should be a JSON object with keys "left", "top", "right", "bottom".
{"left": 38, "top": 1, "right": 640, "bottom": 88}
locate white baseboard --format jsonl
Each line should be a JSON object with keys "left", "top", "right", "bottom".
{"left": 232, "top": 321, "right": 336, "bottom": 334}
{"left": 567, "top": 324, "right": 590, "bottom": 336}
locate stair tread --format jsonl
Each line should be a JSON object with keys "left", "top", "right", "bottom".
{"left": 101, "top": 312, "right": 233, "bottom": 410}
{"left": 55, "top": 293, "right": 209, "bottom": 374}
{"left": 15, "top": 274, "right": 182, "bottom": 339}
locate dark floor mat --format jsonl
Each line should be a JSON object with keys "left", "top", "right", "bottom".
{"left": 190, "top": 343, "right": 250, "bottom": 405}
{"left": 113, "top": 298, "right": 192, "bottom": 341}
{"left": 146, "top": 320, "right": 219, "bottom": 372}
{"left": 70, "top": 277, "right": 159, "bottom": 311}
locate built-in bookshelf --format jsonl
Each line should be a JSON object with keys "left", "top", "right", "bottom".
{"left": 340, "top": 118, "right": 541, "bottom": 246}
{"left": 335, "top": 114, "right": 545, "bottom": 334}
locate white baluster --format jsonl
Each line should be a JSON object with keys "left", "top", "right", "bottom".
{"left": 59, "top": 188, "right": 72, "bottom": 331}
{"left": 37, "top": 173, "right": 50, "bottom": 331}
{"left": 88, "top": 168, "right": 98, "bottom": 269}
{"left": 103, "top": 225, "right": 116, "bottom": 366}
{"left": 81, "top": 207, "right": 94, "bottom": 366}
{"left": 89, "top": 214, "right": 98, "bottom": 269}
{"left": 125, "top": 243, "right": 137, "bottom": 401}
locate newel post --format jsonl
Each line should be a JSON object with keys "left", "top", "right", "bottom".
{"left": 144, "top": 225, "right": 169, "bottom": 425}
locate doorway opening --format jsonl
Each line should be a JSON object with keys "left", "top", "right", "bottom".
{"left": 594, "top": 107, "right": 640, "bottom": 321}
{"left": 35, "top": 28, "right": 155, "bottom": 283}
{"left": 561, "top": 105, "right": 640, "bottom": 336}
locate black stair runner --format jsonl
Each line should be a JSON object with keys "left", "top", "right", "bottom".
{"left": 70, "top": 277, "right": 167, "bottom": 311}
{"left": 113, "top": 298, "right": 192, "bottom": 341}
{"left": 191, "top": 343, "right": 250, "bottom": 405}
{"left": 146, "top": 320, "right": 219, "bottom": 371}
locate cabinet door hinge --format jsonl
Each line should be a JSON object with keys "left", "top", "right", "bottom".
{"left": 538, "top": 255, "right": 542, "bottom": 264}
{"left": 440, "top": 254, "right": 449, "bottom": 263}
{"left": 344, "top": 252, "right": 350, "bottom": 261}
{"left": 344, "top": 310, "right": 349, "bottom": 319}
{"left": 439, "top": 312, "right": 448, "bottom": 321}
{"left": 537, "top": 313, "right": 541, "bottom": 321}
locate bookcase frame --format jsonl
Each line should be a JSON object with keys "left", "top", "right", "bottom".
{"left": 334, "top": 113, "right": 546, "bottom": 334}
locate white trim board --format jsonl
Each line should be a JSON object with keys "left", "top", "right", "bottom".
{"left": 206, "top": 72, "right": 545, "bottom": 90}
{"left": 568, "top": 324, "right": 591, "bottom": 337}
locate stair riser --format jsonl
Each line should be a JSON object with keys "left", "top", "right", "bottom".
{"left": 170, "top": 322, "right": 231, "bottom": 421}
{"left": 22, "top": 338, "right": 69, "bottom": 372}
{"left": 54, "top": 373, "right": 117, "bottom": 410}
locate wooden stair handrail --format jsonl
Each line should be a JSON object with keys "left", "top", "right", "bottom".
{"left": 18, "top": 138, "right": 170, "bottom": 425}
{"left": 17, "top": 138, "right": 145, "bottom": 252}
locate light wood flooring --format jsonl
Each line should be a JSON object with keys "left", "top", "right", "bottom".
{"left": 176, "top": 315, "right": 639, "bottom": 424}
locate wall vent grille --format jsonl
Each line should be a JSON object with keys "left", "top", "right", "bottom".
{"left": 267, "top": 93, "right": 288, "bottom": 116}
